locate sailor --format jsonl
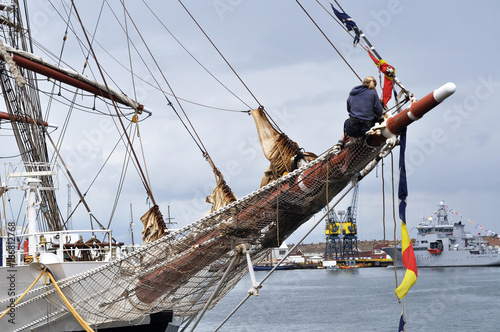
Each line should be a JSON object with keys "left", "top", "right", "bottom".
{"left": 339, "top": 76, "right": 384, "bottom": 147}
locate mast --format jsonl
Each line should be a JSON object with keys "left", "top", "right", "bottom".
{"left": 130, "top": 203, "right": 135, "bottom": 247}
{"left": 0, "top": 3, "right": 63, "bottom": 231}
{"left": 436, "top": 201, "right": 449, "bottom": 225}
{"left": 0, "top": 3, "right": 151, "bottom": 232}
{"left": 25, "top": 178, "right": 40, "bottom": 255}
{"left": 67, "top": 183, "right": 72, "bottom": 230}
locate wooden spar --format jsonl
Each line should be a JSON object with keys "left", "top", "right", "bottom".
{"left": 0, "top": 111, "right": 56, "bottom": 128}
{"left": 383, "top": 82, "right": 456, "bottom": 137}
{"left": 367, "top": 82, "right": 456, "bottom": 147}
{"left": 0, "top": 49, "right": 144, "bottom": 111}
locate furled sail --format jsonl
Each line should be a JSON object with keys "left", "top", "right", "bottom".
{"left": 141, "top": 205, "right": 167, "bottom": 243}
{"left": 206, "top": 168, "right": 237, "bottom": 215}
{"left": 250, "top": 108, "right": 317, "bottom": 187}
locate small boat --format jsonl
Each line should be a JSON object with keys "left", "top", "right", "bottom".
{"left": 338, "top": 260, "right": 363, "bottom": 269}
{"left": 428, "top": 248, "right": 442, "bottom": 255}
{"left": 253, "top": 265, "right": 295, "bottom": 271}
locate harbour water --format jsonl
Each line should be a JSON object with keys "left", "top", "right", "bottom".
{"left": 196, "top": 267, "right": 500, "bottom": 331}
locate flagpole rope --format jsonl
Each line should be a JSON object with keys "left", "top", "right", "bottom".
{"left": 276, "top": 182, "right": 280, "bottom": 247}
{"left": 390, "top": 151, "right": 399, "bottom": 293}
{"left": 381, "top": 159, "right": 386, "bottom": 245}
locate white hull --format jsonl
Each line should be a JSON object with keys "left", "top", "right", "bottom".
{"left": 0, "top": 262, "right": 167, "bottom": 331}
{"left": 383, "top": 246, "right": 500, "bottom": 268}
{"left": 384, "top": 201, "right": 500, "bottom": 268}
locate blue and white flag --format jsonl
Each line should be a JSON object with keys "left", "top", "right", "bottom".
{"left": 331, "top": 4, "right": 360, "bottom": 46}
{"left": 398, "top": 299, "right": 407, "bottom": 332}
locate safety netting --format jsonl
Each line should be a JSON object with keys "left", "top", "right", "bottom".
{"left": 6, "top": 134, "right": 388, "bottom": 328}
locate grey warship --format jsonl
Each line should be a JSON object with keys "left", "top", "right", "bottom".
{"left": 383, "top": 201, "right": 500, "bottom": 267}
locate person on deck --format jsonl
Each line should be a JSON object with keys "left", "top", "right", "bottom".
{"left": 339, "top": 76, "right": 384, "bottom": 147}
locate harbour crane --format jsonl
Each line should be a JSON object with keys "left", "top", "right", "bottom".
{"left": 324, "top": 183, "right": 360, "bottom": 261}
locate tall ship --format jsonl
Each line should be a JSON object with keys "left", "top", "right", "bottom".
{"left": 0, "top": 1, "right": 456, "bottom": 331}
{"left": 383, "top": 201, "right": 500, "bottom": 267}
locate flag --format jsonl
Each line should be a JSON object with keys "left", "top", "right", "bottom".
{"left": 367, "top": 50, "right": 395, "bottom": 106}
{"left": 395, "top": 127, "right": 418, "bottom": 299}
{"left": 398, "top": 299, "right": 407, "bottom": 332}
{"left": 331, "top": 4, "right": 360, "bottom": 46}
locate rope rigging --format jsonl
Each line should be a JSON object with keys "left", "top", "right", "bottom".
{"left": 63, "top": 1, "right": 131, "bottom": 101}
{"left": 1, "top": 1, "right": 159, "bottom": 234}
{"left": 142, "top": 0, "right": 252, "bottom": 111}
{"left": 214, "top": 181, "right": 358, "bottom": 332}
{"left": 61, "top": 122, "right": 136, "bottom": 231}
{"left": 0, "top": 6, "right": 64, "bottom": 231}
{"left": 115, "top": 0, "right": 240, "bottom": 212}
{"left": 106, "top": 119, "right": 137, "bottom": 231}
{"left": 177, "top": 0, "right": 262, "bottom": 109}
{"left": 41, "top": 1, "right": 75, "bottom": 125}
{"left": 52, "top": 5, "right": 249, "bottom": 114}
{"left": 3, "top": 1, "right": 189, "bottom": 235}
{"left": 72, "top": 1, "right": 157, "bottom": 206}
{"left": 117, "top": 0, "right": 209, "bottom": 160}
{"left": 42, "top": 0, "right": 255, "bottom": 118}
{"left": 123, "top": 2, "right": 138, "bottom": 104}
{"left": 292, "top": 0, "right": 417, "bottom": 310}
{"left": 175, "top": 0, "right": 289, "bottom": 134}
{"left": 12, "top": 2, "right": 143, "bottom": 228}
{"left": 390, "top": 151, "right": 400, "bottom": 287}
{"left": 296, "top": 0, "right": 362, "bottom": 82}
{"left": 46, "top": 132, "right": 111, "bottom": 236}
{"left": 170, "top": 1, "right": 324, "bottom": 193}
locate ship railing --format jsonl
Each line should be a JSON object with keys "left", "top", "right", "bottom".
{"left": 1, "top": 229, "right": 123, "bottom": 267}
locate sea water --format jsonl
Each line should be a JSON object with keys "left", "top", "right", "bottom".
{"left": 196, "top": 267, "right": 500, "bottom": 332}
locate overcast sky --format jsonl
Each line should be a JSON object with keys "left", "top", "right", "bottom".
{"left": 2, "top": 1, "right": 500, "bottom": 245}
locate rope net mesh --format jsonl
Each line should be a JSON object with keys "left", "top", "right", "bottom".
{"left": 7, "top": 136, "right": 386, "bottom": 326}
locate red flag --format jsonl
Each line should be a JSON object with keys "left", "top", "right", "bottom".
{"left": 367, "top": 51, "right": 395, "bottom": 106}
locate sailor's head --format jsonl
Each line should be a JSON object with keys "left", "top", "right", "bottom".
{"left": 362, "top": 76, "right": 377, "bottom": 89}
